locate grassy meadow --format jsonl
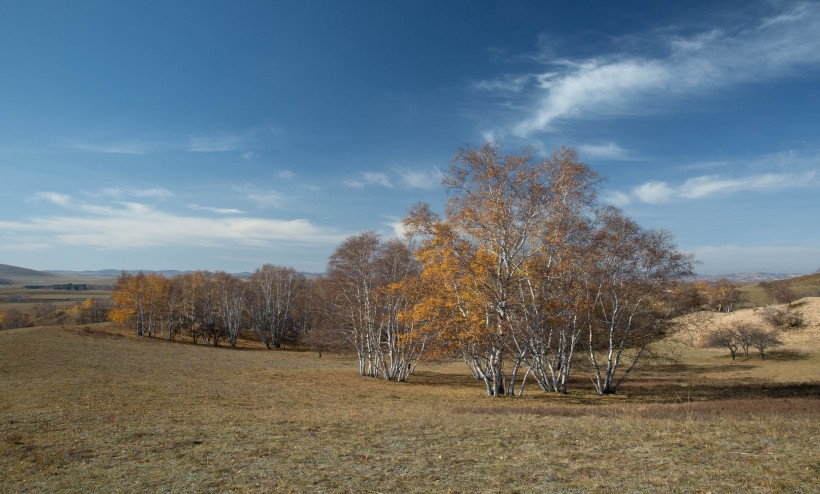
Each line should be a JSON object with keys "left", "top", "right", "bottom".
{"left": 2, "top": 300, "right": 819, "bottom": 493}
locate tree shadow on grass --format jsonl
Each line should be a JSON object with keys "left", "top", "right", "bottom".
{"left": 645, "top": 362, "right": 760, "bottom": 375}
{"left": 765, "top": 349, "right": 810, "bottom": 361}
{"left": 404, "top": 370, "right": 481, "bottom": 388}
{"left": 622, "top": 381, "right": 820, "bottom": 401}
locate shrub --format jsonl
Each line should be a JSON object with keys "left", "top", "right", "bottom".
{"left": 760, "top": 305, "right": 804, "bottom": 329}
{"left": 701, "top": 327, "right": 740, "bottom": 360}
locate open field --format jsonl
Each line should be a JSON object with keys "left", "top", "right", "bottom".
{"left": 2, "top": 301, "right": 819, "bottom": 493}
{"left": 0, "top": 288, "right": 112, "bottom": 313}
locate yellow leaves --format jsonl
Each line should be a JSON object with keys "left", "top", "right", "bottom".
{"left": 109, "top": 307, "right": 133, "bottom": 324}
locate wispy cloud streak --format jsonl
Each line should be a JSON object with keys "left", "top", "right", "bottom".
{"left": 611, "top": 169, "right": 817, "bottom": 205}
{"left": 474, "top": 2, "right": 820, "bottom": 137}
{"left": 1, "top": 194, "right": 343, "bottom": 250}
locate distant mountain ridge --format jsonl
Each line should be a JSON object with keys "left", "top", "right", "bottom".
{"left": 0, "top": 263, "right": 804, "bottom": 284}
{"left": 694, "top": 272, "right": 804, "bottom": 283}
{"left": 45, "top": 268, "right": 323, "bottom": 280}
{"left": 46, "top": 269, "right": 194, "bottom": 278}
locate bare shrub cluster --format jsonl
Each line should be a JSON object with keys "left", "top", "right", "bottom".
{"left": 760, "top": 305, "right": 804, "bottom": 329}
{"left": 701, "top": 321, "right": 783, "bottom": 359}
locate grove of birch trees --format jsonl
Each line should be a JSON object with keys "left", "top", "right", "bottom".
{"left": 403, "top": 144, "right": 695, "bottom": 395}
{"left": 109, "top": 144, "right": 696, "bottom": 396}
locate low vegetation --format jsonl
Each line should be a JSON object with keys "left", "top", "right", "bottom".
{"left": 1, "top": 311, "right": 818, "bottom": 493}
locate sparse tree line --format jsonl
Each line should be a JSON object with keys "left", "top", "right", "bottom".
{"left": 107, "top": 245, "right": 428, "bottom": 383}
{"left": 677, "top": 279, "right": 746, "bottom": 313}
{"left": 110, "top": 267, "right": 312, "bottom": 349}
{"left": 24, "top": 283, "right": 90, "bottom": 291}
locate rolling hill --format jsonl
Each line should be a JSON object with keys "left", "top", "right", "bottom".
{"left": 0, "top": 264, "right": 57, "bottom": 281}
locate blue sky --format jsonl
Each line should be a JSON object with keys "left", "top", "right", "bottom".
{"left": 1, "top": 0, "right": 818, "bottom": 275}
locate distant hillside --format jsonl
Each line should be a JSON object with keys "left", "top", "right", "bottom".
{"left": 0, "top": 264, "right": 57, "bottom": 280}
{"left": 738, "top": 272, "right": 820, "bottom": 307}
{"left": 46, "top": 269, "right": 192, "bottom": 278}
{"left": 45, "top": 269, "right": 324, "bottom": 280}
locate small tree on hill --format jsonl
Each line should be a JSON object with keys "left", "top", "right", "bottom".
{"left": 732, "top": 321, "right": 766, "bottom": 358}
{"left": 761, "top": 281, "right": 797, "bottom": 306}
{"left": 749, "top": 328, "right": 783, "bottom": 359}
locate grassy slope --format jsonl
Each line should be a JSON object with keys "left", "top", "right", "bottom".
{"left": 0, "top": 264, "right": 57, "bottom": 281}
{"left": 1, "top": 303, "right": 819, "bottom": 493}
{"left": 739, "top": 273, "right": 820, "bottom": 308}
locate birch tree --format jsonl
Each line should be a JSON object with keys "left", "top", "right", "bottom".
{"left": 405, "top": 144, "right": 598, "bottom": 396}
{"left": 110, "top": 272, "right": 168, "bottom": 337}
{"left": 586, "top": 207, "right": 695, "bottom": 395}
{"left": 247, "top": 264, "right": 304, "bottom": 349}
{"left": 213, "top": 272, "right": 246, "bottom": 347}
{"left": 326, "top": 232, "right": 427, "bottom": 381}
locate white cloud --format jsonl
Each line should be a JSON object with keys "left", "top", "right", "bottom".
{"left": 395, "top": 166, "right": 444, "bottom": 190}
{"left": 481, "top": 129, "right": 499, "bottom": 145}
{"left": 275, "top": 169, "right": 296, "bottom": 180}
{"left": 482, "top": 2, "right": 820, "bottom": 137}
{"left": 187, "top": 204, "right": 247, "bottom": 215}
{"left": 344, "top": 172, "right": 395, "bottom": 189}
{"left": 577, "top": 142, "right": 631, "bottom": 160}
{"left": 343, "top": 179, "right": 365, "bottom": 189}
{"left": 383, "top": 216, "right": 408, "bottom": 239}
{"left": 602, "top": 190, "right": 632, "bottom": 207}
{"left": 70, "top": 140, "right": 158, "bottom": 155}
{"left": 345, "top": 167, "right": 443, "bottom": 190}
{"left": 677, "top": 174, "right": 798, "bottom": 199}
{"left": 236, "top": 186, "right": 288, "bottom": 209}
{"left": 363, "top": 172, "right": 394, "bottom": 188}
{"left": 515, "top": 58, "right": 670, "bottom": 136}
{"left": 633, "top": 181, "right": 675, "bottom": 204}
{"left": 473, "top": 74, "right": 536, "bottom": 93}
{"left": 615, "top": 169, "right": 817, "bottom": 204}
{"left": 0, "top": 201, "right": 344, "bottom": 250}
{"left": 29, "top": 192, "right": 73, "bottom": 208}
{"left": 95, "top": 186, "right": 174, "bottom": 200}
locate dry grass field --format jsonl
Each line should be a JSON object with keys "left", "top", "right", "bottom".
{"left": 0, "top": 288, "right": 111, "bottom": 313}
{"left": 2, "top": 300, "right": 819, "bottom": 493}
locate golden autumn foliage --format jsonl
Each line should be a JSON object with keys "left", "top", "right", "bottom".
{"left": 110, "top": 272, "right": 169, "bottom": 337}
{"left": 404, "top": 144, "right": 694, "bottom": 396}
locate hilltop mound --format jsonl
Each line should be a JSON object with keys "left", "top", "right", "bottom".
{"left": 0, "top": 264, "right": 56, "bottom": 280}
{"left": 677, "top": 297, "right": 820, "bottom": 345}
